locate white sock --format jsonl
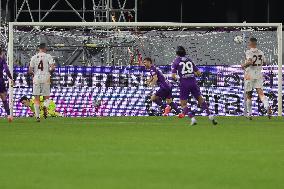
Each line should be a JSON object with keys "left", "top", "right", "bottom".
{"left": 260, "top": 96, "right": 269, "bottom": 110}
{"left": 208, "top": 115, "right": 214, "bottom": 120}
{"left": 43, "top": 99, "right": 50, "bottom": 108}
{"left": 246, "top": 99, "right": 252, "bottom": 116}
{"left": 34, "top": 104, "right": 40, "bottom": 118}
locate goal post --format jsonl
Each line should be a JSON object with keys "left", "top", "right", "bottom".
{"left": 277, "top": 23, "right": 283, "bottom": 117}
{"left": 7, "top": 22, "right": 283, "bottom": 116}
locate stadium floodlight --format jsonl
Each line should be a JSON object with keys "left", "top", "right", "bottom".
{"left": 7, "top": 22, "right": 282, "bottom": 116}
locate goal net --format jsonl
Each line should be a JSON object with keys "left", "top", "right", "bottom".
{"left": 5, "top": 22, "right": 283, "bottom": 117}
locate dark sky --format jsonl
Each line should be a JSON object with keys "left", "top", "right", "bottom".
{"left": 139, "top": 0, "right": 282, "bottom": 23}
{"left": 2, "top": 0, "right": 283, "bottom": 23}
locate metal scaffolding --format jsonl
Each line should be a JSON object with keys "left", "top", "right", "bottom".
{"left": 13, "top": 0, "right": 137, "bottom": 22}
{"left": 0, "top": 0, "right": 138, "bottom": 66}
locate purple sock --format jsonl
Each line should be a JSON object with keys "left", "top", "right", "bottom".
{"left": 201, "top": 101, "right": 210, "bottom": 115}
{"left": 154, "top": 98, "right": 166, "bottom": 109}
{"left": 183, "top": 106, "right": 194, "bottom": 118}
{"left": 3, "top": 100, "right": 10, "bottom": 116}
{"left": 169, "top": 102, "right": 180, "bottom": 114}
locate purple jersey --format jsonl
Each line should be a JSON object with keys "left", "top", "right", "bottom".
{"left": 171, "top": 56, "right": 199, "bottom": 81}
{"left": 149, "top": 65, "right": 171, "bottom": 89}
{"left": 0, "top": 57, "right": 12, "bottom": 93}
{"left": 0, "top": 57, "right": 12, "bottom": 81}
{"left": 171, "top": 56, "right": 201, "bottom": 100}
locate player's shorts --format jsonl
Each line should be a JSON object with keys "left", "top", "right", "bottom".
{"left": 244, "top": 79, "right": 263, "bottom": 92}
{"left": 0, "top": 80, "right": 7, "bottom": 93}
{"left": 155, "top": 87, "right": 172, "bottom": 99}
{"left": 33, "top": 83, "right": 50, "bottom": 96}
{"left": 180, "top": 81, "right": 201, "bottom": 100}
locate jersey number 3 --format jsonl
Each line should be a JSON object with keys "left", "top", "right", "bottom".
{"left": 252, "top": 55, "right": 262, "bottom": 65}
{"left": 38, "top": 60, "right": 44, "bottom": 71}
{"left": 180, "top": 61, "right": 193, "bottom": 75}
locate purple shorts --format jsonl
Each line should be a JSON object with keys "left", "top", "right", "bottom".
{"left": 0, "top": 80, "right": 7, "bottom": 93}
{"left": 179, "top": 80, "right": 201, "bottom": 100}
{"left": 155, "top": 87, "right": 172, "bottom": 99}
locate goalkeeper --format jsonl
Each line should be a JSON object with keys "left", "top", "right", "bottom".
{"left": 20, "top": 96, "right": 61, "bottom": 117}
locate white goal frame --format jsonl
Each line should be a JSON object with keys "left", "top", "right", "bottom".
{"left": 7, "top": 22, "right": 283, "bottom": 116}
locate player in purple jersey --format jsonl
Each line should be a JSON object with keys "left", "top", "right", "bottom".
{"left": 0, "top": 47, "right": 14, "bottom": 122}
{"left": 143, "top": 57, "right": 180, "bottom": 115}
{"left": 171, "top": 46, "right": 217, "bottom": 125}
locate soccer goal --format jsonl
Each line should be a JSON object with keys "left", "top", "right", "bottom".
{"left": 7, "top": 22, "right": 282, "bottom": 117}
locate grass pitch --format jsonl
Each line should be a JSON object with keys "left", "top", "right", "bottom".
{"left": 0, "top": 116, "right": 284, "bottom": 189}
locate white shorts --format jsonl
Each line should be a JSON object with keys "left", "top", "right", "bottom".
{"left": 33, "top": 83, "right": 50, "bottom": 96}
{"left": 244, "top": 79, "right": 263, "bottom": 92}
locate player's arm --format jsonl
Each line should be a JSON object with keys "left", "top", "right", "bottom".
{"left": 241, "top": 58, "right": 253, "bottom": 69}
{"left": 241, "top": 51, "right": 253, "bottom": 69}
{"left": 262, "top": 54, "right": 267, "bottom": 66}
{"left": 3, "top": 60, "right": 14, "bottom": 86}
{"left": 172, "top": 73, "right": 177, "bottom": 81}
{"left": 194, "top": 70, "right": 202, "bottom": 77}
{"left": 28, "top": 66, "right": 34, "bottom": 75}
{"left": 146, "top": 77, "right": 153, "bottom": 85}
{"left": 171, "top": 60, "right": 178, "bottom": 81}
{"left": 48, "top": 55, "right": 55, "bottom": 73}
{"left": 149, "top": 74, "right": 158, "bottom": 87}
{"left": 49, "top": 63, "right": 55, "bottom": 73}
{"left": 29, "top": 57, "right": 35, "bottom": 76}
{"left": 193, "top": 62, "right": 202, "bottom": 77}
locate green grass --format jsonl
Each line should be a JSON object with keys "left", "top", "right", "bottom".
{"left": 0, "top": 116, "right": 284, "bottom": 189}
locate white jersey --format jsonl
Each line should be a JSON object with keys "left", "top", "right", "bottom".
{"left": 244, "top": 48, "right": 266, "bottom": 80}
{"left": 30, "top": 52, "right": 54, "bottom": 84}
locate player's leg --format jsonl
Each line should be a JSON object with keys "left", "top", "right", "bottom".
{"left": 197, "top": 96, "right": 210, "bottom": 115}
{"left": 196, "top": 95, "right": 217, "bottom": 125}
{"left": 34, "top": 95, "right": 41, "bottom": 122}
{"left": 47, "top": 100, "right": 62, "bottom": 117}
{"left": 246, "top": 91, "right": 253, "bottom": 119}
{"left": 164, "top": 98, "right": 180, "bottom": 115}
{"left": 0, "top": 80, "right": 13, "bottom": 122}
{"left": 42, "top": 83, "right": 51, "bottom": 119}
{"left": 191, "top": 84, "right": 217, "bottom": 125}
{"left": 33, "top": 83, "right": 41, "bottom": 122}
{"left": 256, "top": 88, "right": 272, "bottom": 118}
{"left": 151, "top": 95, "right": 166, "bottom": 110}
{"left": 47, "top": 100, "right": 56, "bottom": 117}
{"left": 253, "top": 77, "right": 271, "bottom": 118}
{"left": 178, "top": 85, "right": 196, "bottom": 125}
{"left": 152, "top": 89, "right": 167, "bottom": 111}
{"left": 180, "top": 99, "right": 196, "bottom": 125}
{"left": 244, "top": 80, "right": 253, "bottom": 119}
{"left": 0, "top": 91, "right": 12, "bottom": 122}
{"left": 164, "top": 88, "right": 180, "bottom": 115}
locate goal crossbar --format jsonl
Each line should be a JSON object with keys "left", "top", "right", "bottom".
{"left": 8, "top": 22, "right": 282, "bottom": 27}
{"left": 7, "top": 22, "right": 283, "bottom": 116}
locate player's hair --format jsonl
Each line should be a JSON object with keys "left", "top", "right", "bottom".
{"left": 249, "top": 37, "right": 257, "bottom": 43}
{"left": 38, "top": 43, "right": 47, "bottom": 49}
{"left": 0, "top": 47, "right": 2, "bottom": 54}
{"left": 176, "top": 46, "right": 186, "bottom": 57}
{"left": 20, "top": 96, "right": 29, "bottom": 103}
{"left": 143, "top": 57, "right": 152, "bottom": 64}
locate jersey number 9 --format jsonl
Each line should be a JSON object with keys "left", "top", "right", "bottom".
{"left": 180, "top": 61, "right": 193, "bottom": 75}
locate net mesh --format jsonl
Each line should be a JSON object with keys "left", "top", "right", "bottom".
{"left": 12, "top": 26, "right": 278, "bottom": 67}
